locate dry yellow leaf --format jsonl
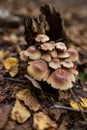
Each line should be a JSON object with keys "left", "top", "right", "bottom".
{"left": 16, "top": 89, "right": 40, "bottom": 112}
{"left": 80, "top": 98, "right": 87, "bottom": 109}
{"left": 0, "top": 50, "right": 5, "bottom": 59}
{"left": 70, "top": 100, "right": 80, "bottom": 109}
{"left": 10, "top": 34, "right": 18, "bottom": 43}
{"left": 11, "top": 100, "right": 31, "bottom": 123}
{"left": 70, "top": 98, "right": 87, "bottom": 110}
{"left": 9, "top": 65, "right": 18, "bottom": 77}
{"left": 33, "top": 112, "right": 57, "bottom": 130}
{"left": 4, "top": 57, "right": 18, "bottom": 70}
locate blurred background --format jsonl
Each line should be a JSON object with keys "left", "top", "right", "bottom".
{"left": 0, "top": 0, "right": 87, "bottom": 16}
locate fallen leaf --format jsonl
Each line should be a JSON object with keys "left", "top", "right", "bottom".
{"left": 70, "top": 98, "right": 87, "bottom": 110}
{"left": 16, "top": 89, "right": 40, "bottom": 112}
{"left": 10, "top": 34, "right": 18, "bottom": 43}
{"left": 0, "top": 50, "right": 9, "bottom": 59}
{"left": 9, "top": 65, "right": 18, "bottom": 77}
{"left": 0, "top": 105, "right": 11, "bottom": 129}
{"left": 80, "top": 98, "right": 87, "bottom": 109}
{"left": 33, "top": 112, "right": 57, "bottom": 130}
{"left": 4, "top": 57, "right": 18, "bottom": 70}
{"left": 58, "top": 115, "right": 69, "bottom": 130}
{"left": 4, "top": 57, "right": 19, "bottom": 77}
{"left": 70, "top": 100, "right": 81, "bottom": 110}
{"left": 11, "top": 100, "right": 31, "bottom": 123}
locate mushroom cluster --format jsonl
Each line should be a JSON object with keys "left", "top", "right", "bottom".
{"left": 20, "top": 34, "right": 79, "bottom": 90}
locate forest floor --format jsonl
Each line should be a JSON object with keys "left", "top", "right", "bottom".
{"left": 0, "top": 0, "right": 87, "bottom": 130}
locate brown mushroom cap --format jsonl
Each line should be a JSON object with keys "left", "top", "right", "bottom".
{"left": 24, "top": 46, "right": 41, "bottom": 60}
{"left": 55, "top": 42, "right": 67, "bottom": 51}
{"left": 58, "top": 51, "right": 70, "bottom": 58}
{"left": 49, "top": 58, "right": 61, "bottom": 69}
{"left": 40, "top": 41, "right": 55, "bottom": 51}
{"left": 68, "top": 48, "right": 79, "bottom": 62}
{"left": 47, "top": 68, "right": 73, "bottom": 90}
{"left": 49, "top": 50, "right": 57, "bottom": 58}
{"left": 69, "top": 65, "right": 79, "bottom": 77}
{"left": 35, "top": 34, "right": 49, "bottom": 43}
{"left": 61, "top": 59, "right": 74, "bottom": 68}
{"left": 27, "top": 59, "right": 50, "bottom": 81}
{"left": 41, "top": 54, "right": 52, "bottom": 62}
{"left": 20, "top": 50, "right": 28, "bottom": 61}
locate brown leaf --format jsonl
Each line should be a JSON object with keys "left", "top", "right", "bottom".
{"left": 11, "top": 100, "right": 31, "bottom": 123}
{"left": 33, "top": 112, "right": 57, "bottom": 130}
{"left": 0, "top": 105, "right": 11, "bottom": 129}
{"left": 16, "top": 89, "right": 40, "bottom": 112}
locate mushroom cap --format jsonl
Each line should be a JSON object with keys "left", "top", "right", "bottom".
{"left": 58, "top": 51, "right": 70, "bottom": 58}
{"left": 49, "top": 58, "right": 61, "bottom": 69}
{"left": 61, "top": 59, "right": 74, "bottom": 68}
{"left": 49, "top": 50, "right": 57, "bottom": 58}
{"left": 41, "top": 54, "right": 52, "bottom": 62}
{"left": 40, "top": 41, "right": 55, "bottom": 51}
{"left": 55, "top": 42, "right": 67, "bottom": 51}
{"left": 20, "top": 50, "right": 28, "bottom": 61}
{"left": 24, "top": 46, "right": 41, "bottom": 60}
{"left": 69, "top": 65, "right": 79, "bottom": 77}
{"left": 27, "top": 59, "right": 50, "bottom": 81}
{"left": 68, "top": 48, "right": 79, "bottom": 62}
{"left": 35, "top": 34, "right": 49, "bottom": 43}
{"left": 47, "top": 68, "right": 73, "bottom": 90}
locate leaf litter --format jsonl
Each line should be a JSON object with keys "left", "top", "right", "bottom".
{"left": 0, "top": 1, "right": 87, "bottom": 130}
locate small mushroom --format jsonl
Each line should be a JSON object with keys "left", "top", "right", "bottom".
{"left": 49, "top": 58, "right": 61, "bottom": 69}
{"left": 47, "top": 68, "right": 73, "bottom": 90}
{"left": 55, "top": 42, "right": 67, "bottom": 51}
{"left": 41, "top": 54, "right": 52, "bottom": 62}
{"left": 24, "top": 46, "right": 41, "bottom": 60}
{"left": 27, "top": 59, "right": 50, "bottom": 81}
{"left": 20, "top": 50, "right": 28, "bottom": 61}
{"left": 58, "top": 51, "right": 70, "bottom": 58}
{"left": 69, "top": 65, "right": 79, "bottom": 77}
{"left": 40, "top": 41, "right": 55, "bottom": 51}
{"left": 49, "top": 50, "right": 57, "bottom": 58}
{"left": 35, "top": 34, "right": 49, "bottom": 43}
{"left": 61, "top": 59, "right": 74, "bottom": 68}
{"left": 68, "top": 48, "right": 79, "bottom": 62}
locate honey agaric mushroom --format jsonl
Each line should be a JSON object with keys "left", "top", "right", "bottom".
{"left": 55, "top": 42, "right": 67, "bottom": 51}
{"left": 20, "top": 50, "right": 28, "bottom": 61}
{"left": 68, "top": 48, "right": 79, "bottom": 62}
{"left": 58, "top": 51, "right": 70, "bottom": 58}
{"left": 49, "top": 50, "right": 57, "bottom": 58}
{"left": 49, "top": 58, "right": 61, "bottom": 69}
{"left": 41, "top": 54, "right": 52, "bottom": 62}
{"left": 47, "top": 68, "right": 73, "bottom": 90}
{"left": 40, "top": 41, "right": 55, "bottom": 51}
{"left": 69, "top": 65, "right": 79, "bottom": 77}
{"left": 24, "top": 46, "right": 41, "bottom": 60}
{"left": 27, "top": 59, "right": 50, "bottom": 81}
{"left": 35, "top": 34, "right": 49, "bottom": 43}
{"left": 61, "top": 59, "right": 74, "bottom": 68}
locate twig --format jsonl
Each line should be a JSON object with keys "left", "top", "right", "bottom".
{"left": 51, "top": 105, "right": 87, "bottom": 113}
{"left": 4, "top": 77, "right": 27, "bottom": 83}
